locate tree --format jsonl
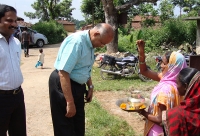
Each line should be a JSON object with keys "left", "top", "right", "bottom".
{"left": 101, "top": 0, "right": 158, "bottom": 53}
{"left": 81, "top": 0, "right": 104, "bottom": 26}
{"left": 24, "top": 0, "right": 74, "bottom": 21}
{"left": 159, "top": 0, "right": 174, "bottom": 23}
{"left": 183, "top": 0, "right": 200, "bottom": 13}
{"left": 71, "top": 18, "right": 87, "bottom": 29}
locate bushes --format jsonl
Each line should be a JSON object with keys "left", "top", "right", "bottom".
{"left": 118, "top": 18, "right": 197, "bottom": 53}
{"left": 31, "top": 20, "right": 68, "bottom": 44}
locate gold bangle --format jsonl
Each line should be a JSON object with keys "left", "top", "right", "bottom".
{"left": 139, "top": 61, "right": 146, "bottom": 64}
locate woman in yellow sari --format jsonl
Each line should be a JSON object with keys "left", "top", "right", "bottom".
{"left": 136, "top": 40, "right": 187, "bottom": 136}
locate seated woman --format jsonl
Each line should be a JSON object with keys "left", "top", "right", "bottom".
{"left": 162, "top": 67, "right": 200, "bottom": 136}
{"left": 135, "top": 40, "right": 187, "bottom": 136}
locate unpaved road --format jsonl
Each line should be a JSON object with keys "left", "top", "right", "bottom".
{"left": 21, "top": 44, "right": 60, "bottom": 136}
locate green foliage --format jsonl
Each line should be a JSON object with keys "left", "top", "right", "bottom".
{"left": 24, "top": 0, "right": 74, "bottom": 21}
{"left": 72, "top": 19, "right": 87, "bottom": 30}
{"left": 31, "top": 20, "right": 67, "bottom": 44}
{"left": 85, "top": 99, "right": 135, "bottom": 136}
{"left": 136, "top": 30, "right": 143, "bottom": 40}
{"left": 162, "top": 19, "right": 196, "bottom": 45}
{"left": 171, "top": 0, "right": 200, "bottom": 14}
{"left": 118, "top": 25, "right": 130, "bottom": 36}
{"left": 81, "top": 0, "right": 104, "bottom": 24}
{"left": 118, "top": 34, "right": 137, "bottom": 53}
{"left": 159, "top": 0, "right": 174, "bottom": 23}
{"left": 118, "top": 18, "right": 196, "bottom": 53}
{"left": 142, "top": 18, "right": 156, "bottom": 27}
{"left": 58, "top": 0, "right": 74, "bottom": 21}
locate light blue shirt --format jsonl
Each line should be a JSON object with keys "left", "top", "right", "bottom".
{"left": 54, "top": 30, "right": 95, "bottom": 84}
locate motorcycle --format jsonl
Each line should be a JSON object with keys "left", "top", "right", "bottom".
{"left": 98, "top": 54, "right": 151, "bottom": 82}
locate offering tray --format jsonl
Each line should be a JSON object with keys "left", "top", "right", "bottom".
{"left": 116, "top": 97, "right": 150, "bottom": 112}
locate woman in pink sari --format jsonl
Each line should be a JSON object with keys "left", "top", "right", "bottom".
{"left": 136, "top": 40, "right": 187, "bottom": 136}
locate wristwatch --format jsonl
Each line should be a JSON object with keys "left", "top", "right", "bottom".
{"left": 89, "top": 85, "right": 94, "bottom": 89}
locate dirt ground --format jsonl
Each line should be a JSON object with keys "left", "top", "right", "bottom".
{"left": 21, "top": 43, "right": 146, "bottom": 136}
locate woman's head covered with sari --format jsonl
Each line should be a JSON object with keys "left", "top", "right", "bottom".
{"left": 151, "top": 51, "right": 187, "bottom": 105}
{"left": 163, "top": 67, "right": 200, "bottom": 136}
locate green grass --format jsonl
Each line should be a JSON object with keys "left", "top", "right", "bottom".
{"left": 85, "top": 65, "right": 158, "bottom": 135}
{"left": 85, "top": 99, "right": 135, "bottom": 136}
{"left": 91, "top": 66, "right": 157, "bottom": 92}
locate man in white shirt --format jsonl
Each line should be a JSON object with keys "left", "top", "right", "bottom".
{"left": 0, "top": 4, "right": 26, "bottom": 136}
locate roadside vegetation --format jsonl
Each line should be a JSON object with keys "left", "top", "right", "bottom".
{"left": 31, "top": 21, "right": 68, "bottom": 44}
{"left": 96, "top": 18, "right": 196, "bottom": 54}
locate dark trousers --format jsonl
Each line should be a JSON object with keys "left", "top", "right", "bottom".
{"left": 23, "top": 41, "right": 29, "bottom": 55}
{"left": 49, "top": 70, "right": 86, "bottom": 136}
{"left": 0, "top": 89, "right": 26, "bottom": 136}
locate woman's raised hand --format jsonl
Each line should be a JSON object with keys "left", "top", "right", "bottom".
{"left": 136, "top": 40, "right": 145, "bottom": 53}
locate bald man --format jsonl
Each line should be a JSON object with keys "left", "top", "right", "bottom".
{"left": 49, "top": 23, "right": 114, "bottom": 136}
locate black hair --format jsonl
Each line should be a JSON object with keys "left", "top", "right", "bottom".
{"left": 0, "top": 4, "right": 16, "bottom": 20}
{"left": 39, "top": 48, "right": 43, "bottom": 53}
{"left": 178, "top": 67, "right": 198, "bottom": 85}
{"left": 165, "top": 51, "right": 172, "bottom": 63}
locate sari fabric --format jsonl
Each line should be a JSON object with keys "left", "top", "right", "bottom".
{"left": 165, "top": 71, "right": 200, "bottom": 136}
{"left": 144, "top": 52, "right": 187, "bottom": 136}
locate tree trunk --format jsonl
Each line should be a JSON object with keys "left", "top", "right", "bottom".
{"left": 101, "top": 0, "right": 158, "bottom": 54}
{"left": 101, "top": 0, "right": 118, "bottom": 53}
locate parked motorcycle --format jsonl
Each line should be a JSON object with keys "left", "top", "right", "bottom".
{"left": 98, "top": 54, "right": 151, "bottom": 82}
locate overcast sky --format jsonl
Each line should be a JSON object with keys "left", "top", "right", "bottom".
{"left": 1, "top": 0, "right": 180, "bottom": 24}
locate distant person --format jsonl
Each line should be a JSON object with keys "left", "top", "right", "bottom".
{"left": 162, "top": 67, "right": 200, "bottom": 136}
{"left": 49, "top": 23, "right": 114, "bottom": 136}
{"left": 21, "top": 26, "right": 30, "bottom": 57}
{"left": 0, "top": 4, "right": 26, "bottom": 136}
{"left": 35, "top": 48, "right": 45, "bottom": 69}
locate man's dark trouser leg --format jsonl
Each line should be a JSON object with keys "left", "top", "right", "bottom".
{"left": 49, "top": 70, "right": 85, "bottom": 136}
{"left": 0, "top": 90, "right": 26, "bottom": 136}
{"left": 23, "top": 41, "right": 29, "bottom": 56}
{"left": 23, "top": 42, "right": 27, "bottom": 56}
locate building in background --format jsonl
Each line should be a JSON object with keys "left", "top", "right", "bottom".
{"left": 57, "top": 20, "right": 76, "bottom": 32}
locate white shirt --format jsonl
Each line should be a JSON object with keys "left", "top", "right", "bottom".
{"left": 38, "top": 52, "right": 45, "bottom": 63}
{"left": 0, "top": 34, "right": 23, "bottom": 90}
